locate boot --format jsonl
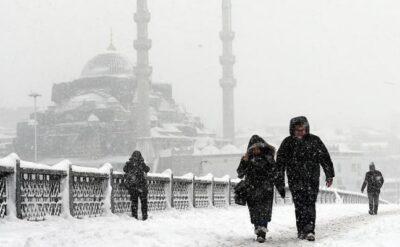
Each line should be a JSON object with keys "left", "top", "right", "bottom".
{"left": 305, "top": 233, "right": 315, "bottom": 242}
{"left": 255, "top": 226, "right": 267, "bottom": 243}
{"left": 256, "top": 236, "right": 266, "bottom": 243}
{"left": 298, "top": 232, "right": 306, "bottom": 240}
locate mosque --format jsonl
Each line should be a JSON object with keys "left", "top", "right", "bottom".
{"left": 14, "top": 0, "right": 239, "bottom": 174}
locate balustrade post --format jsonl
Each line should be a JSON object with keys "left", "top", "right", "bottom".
{"left": 227, "top": 178, "right": 231, "bottom": 206}
{"left": 209, "top": 176, "right": 214, "bottom": 207}
{"left": 189, "top": 175, "right": 195, "bottom": 208}
{"left": 4, "top": 167, "right": 15, "bottom": 218}
{"left": 68, "top": 164, "right": 74, "bottom": 217}
{"left": 110, "top": 168, "right": 115, "bottom": 214}
{"left": 224, "top": 177, "right": 230, "bottom": 207}
{"left": 58, "top": 168, "right": 69, "bottom": 218}
{"left": 166, "top": 172, "right": 174, "bottom": 208}
{"left": 15, "top": 159, "right": 22, "bottom": 219}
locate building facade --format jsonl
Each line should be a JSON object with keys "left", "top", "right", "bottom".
{"left": 14, "top": 43, "right": 210, "bottom": 161}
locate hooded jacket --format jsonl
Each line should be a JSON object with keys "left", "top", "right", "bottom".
{"left": 361, "top": 163, "right": 384, "bottom": 193}
{"left": 276, "top": 116, "right": 335, "bottom": 191}
{"left": 123, "top": 151, "right": 150, "bottom": 191}
{"left": 237, "top": 135, "right": 285, "bottom": 201}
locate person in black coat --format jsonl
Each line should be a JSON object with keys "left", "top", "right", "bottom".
{"left": 276, "top": 116, "right": 335, "bottom": 241}
{"left": 123, "top": 150, "right": 150, "bottom": 220}
{"left": 361, "top": 162, "right": 384, "bottom": 215}
{"left": 237, "top": 135, "right": 285, "bottom": 243}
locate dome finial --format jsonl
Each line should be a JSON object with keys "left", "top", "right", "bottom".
{"left": 107, "top": 28, "right": 116, "bottom": 51}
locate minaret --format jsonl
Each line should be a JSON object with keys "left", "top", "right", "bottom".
{"left": 134, "top": 0, "right": 152, "bottom": 138}
{"left": 220, "top": 0, "right": 236, "bottom": 142}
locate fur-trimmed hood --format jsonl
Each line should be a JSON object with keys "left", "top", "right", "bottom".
{"left": 247, "top": 134, "right": 275, "bottom": 156}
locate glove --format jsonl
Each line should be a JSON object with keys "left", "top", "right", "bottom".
{"left": 326, "top": 178, "right": 333, "bottom": 188}
{"left": 361, "top": 189, "right": 364, "bottom": 193}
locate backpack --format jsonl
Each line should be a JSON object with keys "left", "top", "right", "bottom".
{"left": 123, "top": 165, "right": 146, "bottom": 191}
{"left": 371, "top": 174, "right": 383, "bottom": 189}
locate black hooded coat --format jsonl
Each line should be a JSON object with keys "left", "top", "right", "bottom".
{"left": 276, "top": 116, "right": 335, "bottom": 235}
{"left": 123, "top": 151, "right": 150, "bottom": 193}
{"left": 236, "top": 135, "right": 285, "bottom": 226}
{"left": 276, "top": 116, "right": 335, "bottom": 192}
{"left": 361, "top": 163, "right": 384, "bottom": 194}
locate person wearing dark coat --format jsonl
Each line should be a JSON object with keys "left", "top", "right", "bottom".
{"left": 361, "top": 162, "right": 384, "bottom": 215}
{"left": 123, "top": 150, "right": 150, "bottom": 220}
{"left": 276, "top": 116, "right": 335, "bottom": 241}
{"left": 237, "top": 135, "right": 285, "bottom": 243}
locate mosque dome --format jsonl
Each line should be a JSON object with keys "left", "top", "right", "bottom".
{"left": 80, "top": 42, "right": 133, "bottom": 78}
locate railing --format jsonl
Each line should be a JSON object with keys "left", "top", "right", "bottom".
{"left": 69, "top": 166, "right": 109, "bottom": 218}
{"left": 16, "top": 162, "right": 66, "bottom": 220}
{"left": 0, "top": 166, "right": 13, "bottom": 218}
{"left": 274, "top": 186, "right": 383, "bottom": 205}
{"left": 0, "top": 154, "right": 389, "bottom": 221}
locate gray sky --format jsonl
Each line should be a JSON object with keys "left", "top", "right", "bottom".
{"left": 1, "top": 0, "right": 400, "bottom": 134}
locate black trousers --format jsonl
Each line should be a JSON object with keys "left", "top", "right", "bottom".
{"left": 291, "top": 188, "right": 318, "bottom": 235}
{"left": 368, "top": 192, "right": 380, "bottom": 215}
{"left": 130, "top": 190, "right": 148, "bottom": 219}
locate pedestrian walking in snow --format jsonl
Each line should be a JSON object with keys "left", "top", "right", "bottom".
{"left": 361, "top": 162, "right": 384, "bottom": 215}
{"left": 123, "top": 150, "right": 150, "bottom": 220}
{"left": 237, "top": 135, "right": 286, "bottom": 243}
{"left": 276, "top": 116, "right": 335, "bottom": 241}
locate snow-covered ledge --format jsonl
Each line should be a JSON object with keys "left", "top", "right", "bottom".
{"left": 0, "top": 153, "right": 389, "bottom": 221}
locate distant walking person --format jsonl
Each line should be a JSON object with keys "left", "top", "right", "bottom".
{"left": 237, "top": 135, "right": 286, "bottom": 243}
{"left": 361, "top": 162, "right": 384, "bottom": 215}
{"left": 276, "top": 116, "right": 335, "bottom": 241}
{"left": 123, "top": 151, "right": 150, "bottom": 220}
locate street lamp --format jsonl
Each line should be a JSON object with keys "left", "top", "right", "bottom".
{"left": 29, "top": 92, "right": 41, "bottom": 162}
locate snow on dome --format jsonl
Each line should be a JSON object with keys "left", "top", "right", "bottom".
{"left": 107, "top": 97, "right": 119, "bottom": 103}
{"left": 220, "top": 144, "right": 242, "bottom": 154}
{"left": 57, "top": 92, "right": 123, "bottom": 113}
{"left": 88, "top": 114, "right": 100, "bottom": 122}
{"left": 80, "top": 50, "right": 133, "bottom": 78}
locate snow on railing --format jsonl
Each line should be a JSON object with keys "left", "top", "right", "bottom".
{"left": 0, "top": 153, "right": 389, "bottom": 221}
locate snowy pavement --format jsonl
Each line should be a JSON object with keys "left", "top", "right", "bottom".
{"left": 0, "top": 204, "right": 399, "bottom": 247}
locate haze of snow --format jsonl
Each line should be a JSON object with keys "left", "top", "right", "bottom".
{"left": 2, "top": 0, "right": 400, "bottom": 132}
{"left": 0, "top": 204, "right": 399, "bottom": 247}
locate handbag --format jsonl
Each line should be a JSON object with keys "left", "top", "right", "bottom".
{"left": 234, "top": 180, "right": 248, "bottom": 206}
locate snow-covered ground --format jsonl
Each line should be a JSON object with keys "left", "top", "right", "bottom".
{"left": 0, "top": 204, "right": 399, "bottom": 247}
